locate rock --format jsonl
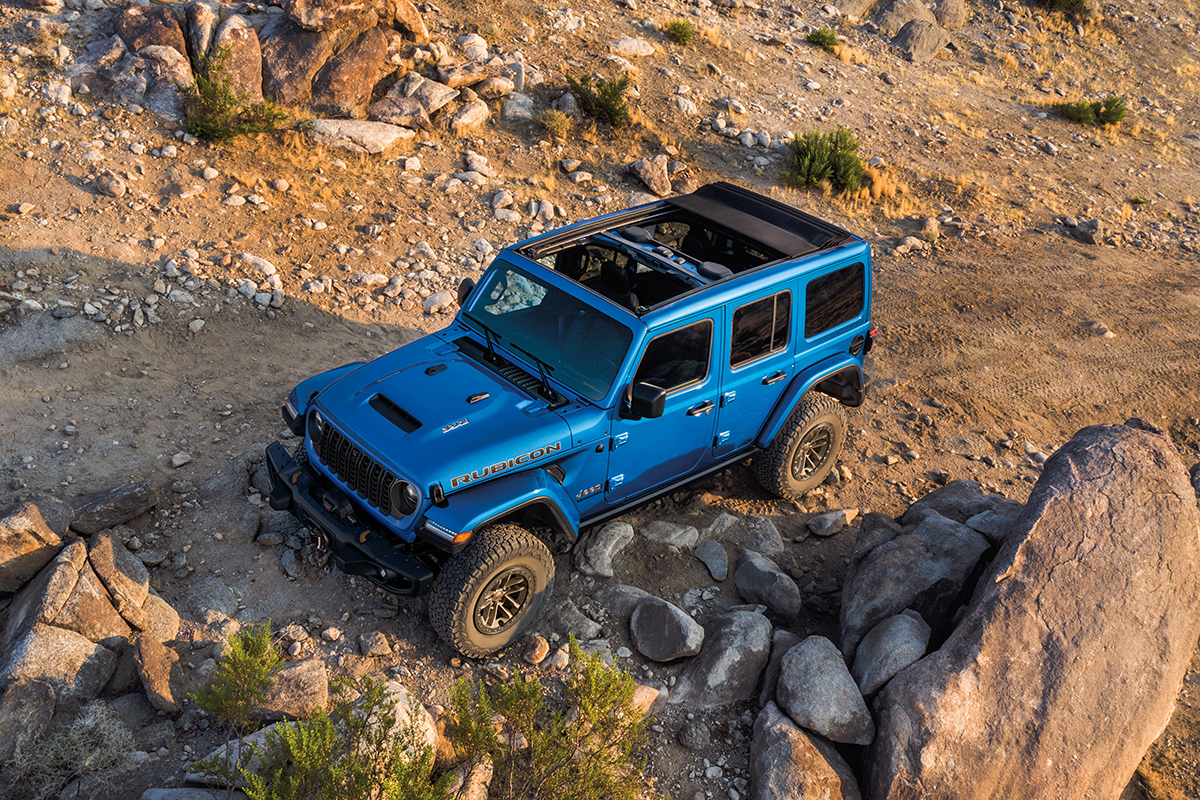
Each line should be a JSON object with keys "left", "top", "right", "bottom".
{"left": 851, "top": 610, "right": 929, "bottom": 695}
{"left": 777, "top": 635, "right": 873, "bottom": 745}
{"left": 546, "top": 600, "right": 601, "bottom": 640}
{"left": 719, "top": 514, "right": 784, "bottom": 555}
{"left": 501, "top": 92, "right": 534, "bottom": 121}
{"left": 402, "top": 73, "right": 459, "bottom": 113}
{"left": 184, "top": 1, "right": 219, "bottom": 60}
{"left": 0, "top": 678, "right": 55, "bottom": 763}
{"left": 640, "top": 520, "right": 698, "bottom": 548}
{"left": 72, "top": 480, "right": 161, "bottom": 535}
{"left": 839, "top": 510, "right": 990, "bottom": 663}
{"left": 593, "top": 584, "right": 651, "bottom": 619}
{"left": 474, "top": 76, "right": 513, "bottom": 99}
{"left": 310, "top": 119, "right": 414, "bottom": 153}
{"left": 253, "top": 658, "right": 328, "bottom": 721}
{"left": 213, "top": 16, "right": 264, "bottom": 103}
{"left": 891, "top": 19, "right": 953, "bottom": 63}
{"left": 610, "top": 37, "right": 655, "bottom": 57}
{"left": 189, "top": 577, "right": 237, "bottom": 622}
{"left": 873, "top": 0, "right": 937, "bottom": 36}
{"left": 1074, "top": 218, "right": 1105, "bottom": 245}
{"left": 114, "top": 5, "right": 187, "bottom": 57}
{"left": 693, "top": 539, "right": 728, "bottom": 581}
{"left": 932, "top": 0, "right": 968, "bottom": 29}
{"left": 867, "top": 423, "right": 1200, "bottom": 799}
{"left": 389, "top": 0, "right": 429, "bottom": 42}
{"left": 95, "top": 170, "right": 127, "bottom": 198}
{"left": 669, "top": 611, "right": 772, "bottom": 708}
{"left": 630, "top": 596, "right": 704, "bottom": 662}
{"left": 808, "top": 509, "right": 858, "bottom": 538}
{"left": 632, "top": 683, "right": 667, "bottom": 716}
{"left": 446, "top": 754, "right": 493, "bottom": 800}
{"left": 367, "top": 95, "right": 432, "bottom": 130}
{"left": 188, "top": 723, "right": 282, "bottom": 785}
{"left": 25, "top": 495, "right": 73, "bottom": 539}
{"left": 384, "top": 680, "right": 438, "bottom": 753}
{"left": 281, "top": 549, "right": 300, "bottom": 578}
{"left": 963, "top": 498, "right": 1024, "bottom": 545}
{"left": 311, "top": 27, "right": 388, "bottom": 118}
{"left": 1, "top": 623, "right": 117, "bottom": 703}
{"left": 141, "top": 593, "right": 181, "bottom": 641}
{"left": 261, "top": 15, "right": 377, "bottom": 107}
{"left": 574, "top": 521, "right": 634, "bottom": 578}
{"left": 286, "top": 0, "right": 374, "bottom": 31}
{"left": 523, "top": 633, "right": 550, "bottom": 665}
{"left": 2, "top": 541, "right": 86, "bottom": 650}
{"left": 0, "top": 501, "right": 63, "bottom": 593}
{"left": 359, "top": 630, "right": 391, "bottom": 657}
{"left": 88, "top": 530, "right": 150, "bottom": 618}
{"left": 450, "top": 99, "right": 490, "bottom": 135}
{"left": 900, "top": 479, "right": 1007, "bottom": 525}
{"left": 437, "top": 63, "right": 488, "bottom": 88}
{"left": 758, "top": 629, "right": 802, "bottom": 707}
{"left": 52, "top": 561, "right": 131, "bottom": 645}
{"left": 752, "top": 701, "right": 862, "bottom": 800}
{"left": 627, "top": 155, "right": 672, "bottom": 197}
{"left": 734, "top": 551, "right": 802, "bottom": 619}
{"left": 135, "top": 635, "right": 184, "bottom": 714}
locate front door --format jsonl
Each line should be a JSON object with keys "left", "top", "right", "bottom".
{"left": 606, "top": 315, "right": 721, "bottom": 503}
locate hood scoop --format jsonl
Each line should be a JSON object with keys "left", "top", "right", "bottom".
{"left": 369, "top": 394, "right": 422, "bottom": 434}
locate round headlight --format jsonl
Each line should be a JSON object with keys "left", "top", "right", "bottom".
{"left": 309, "top": 409, "right": 325, "bottom": 444}
{"left": 390, "top": 480, "right": 419, "bottom": 517}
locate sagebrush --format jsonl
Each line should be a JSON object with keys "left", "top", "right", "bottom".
{"left": 180, "top": 45, "right": 287, "bottom": 140}
{"left": 664, "top": 19, "right": 697, "bottom": 46}
{"left": 782, "top": 126, "right": 867, "bottom": 193}
{"left": 1055, "top": 95, "right": 1127, "bottom": 127}
{"left": 537, "top": 109, "right": 573, "bottom": 142}
{"left": 447, "top": 637, "right": 654, "bottom": 800}
{"left": 806, "top": 26, "right": 840, "bottom": 54}
{"left": 1035, "top": 0, "right": 1092, "bottom": 17}
{"left": 5, "top": 702, "right": 134, "bottom": 800}
{"left": 564, "top": 73, "right": 632, "bottom": 129}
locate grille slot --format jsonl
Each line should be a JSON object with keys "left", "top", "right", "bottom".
{"left": 315, "top": 425, "right": 397, "bottom": 516}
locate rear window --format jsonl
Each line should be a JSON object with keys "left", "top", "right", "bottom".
{"left": 805, "top": 263, "right": 863, "bottom": 338}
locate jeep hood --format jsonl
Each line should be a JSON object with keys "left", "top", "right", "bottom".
{"left": 313, "top": 338, "right": 573, "bottom": 492}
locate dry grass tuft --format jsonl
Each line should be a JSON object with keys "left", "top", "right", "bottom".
{"left": 7, "top": 702, "right": 134, "bottom": 800}
{"left": 834, "top": 42, "right": 868, "bottom": 64}
{"left": 999, "top": 53, "right": 1020, "bottom": 70}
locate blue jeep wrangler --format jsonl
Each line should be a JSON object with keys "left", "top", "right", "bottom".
{"left": 266, "top": 182, "right": 874, "bottom": 657}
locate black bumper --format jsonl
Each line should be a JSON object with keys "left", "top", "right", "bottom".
{"left": 264, "top": 442, "right": 434, "bottom": 597}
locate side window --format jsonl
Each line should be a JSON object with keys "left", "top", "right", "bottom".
{"left": 731, "top": 291, "right": 791, "bottom": 368}
{"left": 633, "top": 320, "right": 713, "bottom": 393}
{"left": 805, "top": 263, "right": 864, "bottom": 338}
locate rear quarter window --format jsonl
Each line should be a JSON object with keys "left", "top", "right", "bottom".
{"left": 804, "top": 263, "right": 864, "bottom": 338}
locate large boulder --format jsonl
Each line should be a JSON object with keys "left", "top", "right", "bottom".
{"left": 88, "top": 531, "right": 150, "bottom": 618}
{"left": 668, "top": 611, "right": 772, "bottom": 708}
{"left": 140, "top": 45, "right": 195, "bottom": 118}
{"left": 891, "top": 19, "right": 954, "bottom": 63}
{"left": 933, "top": 0, "right": 968, "bottom": 29}
{"left": 113, "top": 5, "right": 187, "bottom": 57}
{"left": 1, "top": 623, "right": 118, "bottom": 702}
{"left": 758, "top": 629, "right": 802, "bottom": 707}
{"left": 839, "top": 510, "right": 990, "bottom": 663}
{"left": 261, "top": 14, "right": 378, "bottom": 107}
{"left": 449, "top": 99, "right": 490, "bottom": 136}
{"left": 629, "top": 596, "right": 704, "bottom": 662}
{"left": 135, "top": 635, "right": 186, "bottom": 714}
{"left": 575, "top": 521, "right": 634, "bottom": 579}
{"left": 899, "top": 479, "right": 1006, "bottom": 526}
{"left": 3, "top": 540, "right": 87, "bottom": 648}
{"left": 752, "top": 701, "right": 862, "bottom": 800}
{"left": 0, "top": 678, "right": 55, "bottom": 763}
{"left": 776, "top": 636, "right": 874, "bottom": 745}
{"left": 0, "top": 501, "right": 63, "bottom": 593}
{"left": 252, "top": 658, "right": 329, "bottom": 721}
{"left": 851, "top": 609, "right": 930, "bottom": 696}
{"left": 286, "top": 0, "right": 374, "bottom": 31}
{"left": 873, "top": 0, "right": 938, "bottom": 37}
{"left": 309, "top": 119, "right": 415, "bottom": 153}
{"left": 367, "top": 94, "right": 432, "bottom": 130}
{"left": 866, "top": 422, "right": 1200, "bottom": 799}
{"left": 311, "top": 26, "right": 388, "bottom": 118}
{"left": 734, "top": 551, "right": 802, "bottom": 619}
{"left": 717, "top": 514, "right": 784, "bottom": 555}
{"left": 592, "top": 584, "right": 651, "bottom": 619}
{"left": 50, "top": 561, "right": 131, "bottom": 646}
{"left": 184, "top": 1, "right": 219, "bottom": 61}
{"left": 72, "top": 480, "right": 161, "bottom": 535}
{"left": 384, "top": 680, "right": 438, "bottom": 753}
{"left": 214, "top": 16, "right": 264, "bottom": 103}
{"left": 386, "top": 0, "right": 429, "bottom": 42}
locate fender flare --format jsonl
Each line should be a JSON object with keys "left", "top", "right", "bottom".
{"left": 423, "top": 468, "right": 579, "bottom": 552}
{"left": 755, "top": 355, "right": 863, "bottom": 449}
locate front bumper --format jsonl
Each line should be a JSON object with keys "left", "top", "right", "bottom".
{"left": 264, "top": 442, "right": 435, "bottom": 597}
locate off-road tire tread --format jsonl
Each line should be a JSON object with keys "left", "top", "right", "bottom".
{"left": 427, "top": 523, "right": 554, "bottom": 658}
{"left": 753, "top": 392, "right": 847, "bottom": 501}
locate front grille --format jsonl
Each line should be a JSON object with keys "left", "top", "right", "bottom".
{"left": 315, "top": 426, "right": 396, "bottom": 516}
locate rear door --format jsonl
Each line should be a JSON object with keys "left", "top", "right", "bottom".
{"left": 713, "top": 288, "right": 795, "bottom": 458}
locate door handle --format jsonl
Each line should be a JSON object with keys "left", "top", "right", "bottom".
{"left": 687, "top": 400, "right": 716, "bottom": 416}
{"left": 762, "top": 370, "right": 788, "bottom": 385}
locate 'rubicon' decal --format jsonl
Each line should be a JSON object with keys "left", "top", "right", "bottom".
{"left": 450, "top": 442, "right": 562, "bottom": 488}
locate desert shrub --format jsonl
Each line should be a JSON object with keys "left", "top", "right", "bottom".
{"left": 447, "top": 637, "right": 654, "bottom": 800}
{"left": 564, "top": 73, "right": 632, "bottom": 130}
{"left": 1055, "top": 95, "right": 1127, "bottom": 127}
{"left": 664, "top": 19, "right": 697, "bottom": 46}
{"left": 537, "top": 109, "right": 573, "bottom": 142}
{"left": 180, "top": 45, "right": 287, "bottom": 140}
{"left": 1034, "top": 0, "right": 1092, "bottom": 17}
{"left": 243, "top": 676, "right": 452, "bottom": 800}
{"left": 6, "top": 701, "right": 135, "bottom": 800}
{"left": 782, "top": 126, "right": 866, "bottom": 193}
{"left": 806, "top": 26, "right": 840, "bottom": 54}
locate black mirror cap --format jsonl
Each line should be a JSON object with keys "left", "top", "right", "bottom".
{"left": 456, "top": 277, "right": 476, "bottom": 307}
{"left": 627, "top": 381, "right": 667, "bottom": 419}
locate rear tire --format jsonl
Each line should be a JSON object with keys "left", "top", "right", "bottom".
{"left": 427, "top": 523, "right": 555, "bottom": 658}
{"left": 753, "top": 392, "right": 847, "bottom": 501}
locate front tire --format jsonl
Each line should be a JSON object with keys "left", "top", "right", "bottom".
{"left": 427, "top": 523, "right": 555, "bottom": 658}
{"left": 753, "top": 392, "right": 848, "bottom": 501}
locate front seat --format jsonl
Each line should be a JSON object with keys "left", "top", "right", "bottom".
{"left": 594, "top": 260, "right": 638, "bottom": 311}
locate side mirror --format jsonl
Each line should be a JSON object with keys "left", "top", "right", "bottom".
{"left": 624, "top": 382, "right": 666, "bottom": 420}
{"left": 456, "top": 278, "right": 476, "bottom": 307}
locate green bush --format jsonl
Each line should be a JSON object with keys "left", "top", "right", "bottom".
{"left": 537, "top": 109, "right": 573, "bottom": 142}
{"left": 180, "top": 45, "right": 287, "bottom": 140}
{"left": 447, "top": 637, "right": 653, "bottom": 800}
{"left": 1034, "top": 0, "right": 1092, "bottom": 17}
{"left": 806, "top": 26, "right": 840, "bottom": 54}
{"left": 244, "top": 676, "right": 452, "bottom": 800}
{"left": 564, "top": 73, "right": 632, "bottom": 130}
{"left": 1055, "top": 94, "right": 1127, "bottom": 127}
{"left": 664, "top": 19, "right": 697, "bottom": 46}
{"left": 6, "top": 701, "right": 135, "bottom": 800}
{"left": 782, "top": 126, "right": 866, "bottom": 193}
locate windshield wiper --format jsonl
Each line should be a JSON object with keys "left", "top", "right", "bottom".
{"left": 509, "top": 343, "right": 562, "bottom": 405}
{"left": 465, "top": 313, "right": 501, "bottom": 365}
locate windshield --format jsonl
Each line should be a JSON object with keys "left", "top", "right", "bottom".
{"left": 464, "top": 263, "right": 634, "bottom": 403}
